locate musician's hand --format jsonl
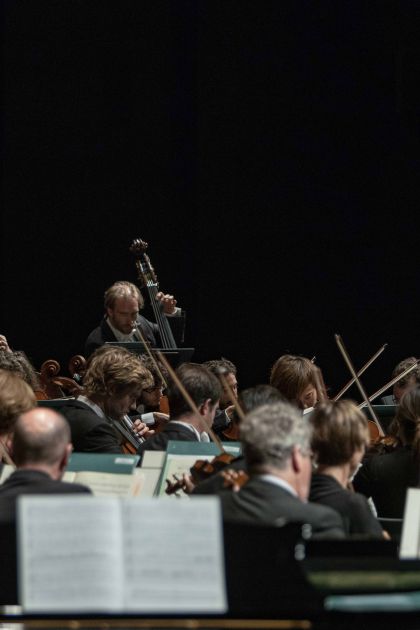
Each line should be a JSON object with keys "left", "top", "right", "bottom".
{"left": 156, "top": 292, "right": 178, "bottom": 315}
{"left": 132, "top": 419, "right": 155, "bottom": 439}
{"left": 221, "top": 469, "right": 248, "bottom": 492}
{"left": 0, "top": 335, "right": 11, "bottom": 353}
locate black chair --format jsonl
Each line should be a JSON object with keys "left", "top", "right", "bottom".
{"left": 222, "top": 520, "right": 324, "bottom": 618}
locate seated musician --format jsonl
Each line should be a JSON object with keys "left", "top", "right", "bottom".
{"left": 136, "top": 363, "right": 221, "bottom": 455}
{"left": 136, "top": 354, "right": 169, "bottom": 426}
{"left": 269, "top": 354, "right": 325, "bottom": 411}
{"left": 0, "top": 349, "right": 40, "bottom": 392}
{"left": 0, "top": 369, "right": 36, "bottom": 465}
{"left": 309, "top": 400, "right": 384, "bottom": 538}
{"left": 0, "top": 408, "right": 91, "bottom": 500}
{"left": 217, "top": 401, "right": 345, "bottom": 538}
{"left": 58, "top": 346, "right": 154, "bottom": 455}
{"left": 381, "top": 357, "right": 420, "bottom": 405}
{"left": 192, "top": 384, "right": 285, "bottom": 495}
{"left": 85, "top": 280, "right": 185, "bottom": 356}
{"left": 353, "top": 385, "right": 420, "bottom": 518}
{"left": 202, "top": 358, "right": 238, "bottom": 436}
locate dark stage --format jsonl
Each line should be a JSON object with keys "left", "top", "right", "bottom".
{"left": 2, "top": 1, "right": 420, "bottom": 397}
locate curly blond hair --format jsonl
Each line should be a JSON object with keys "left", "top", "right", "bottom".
{"left": 83, "top": 346, "right": 153, "bottom": 398}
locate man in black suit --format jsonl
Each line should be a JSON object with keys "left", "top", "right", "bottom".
{"left": 136, "top": 363, "right": 222, "bottom": 456}
{"left": 219, "top": 402, "right": 345, "bottom": 539}
{"left": 85, "top": 281, "right": 185, "bottom": 356}
{"left": 0, "top": 407, "right": 91, "bottom": 499}
{"left": 59, "top": 346, "right": 154, "bottom": 455}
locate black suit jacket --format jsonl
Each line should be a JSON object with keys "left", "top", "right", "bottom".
{"left": 58, "top": 399, "right": 124, "bottom": 455}
{"left": 85, "top": 313, "right": 185, "bottom": 357}
{"left": 219, "top": 477, "right": 345, "bottom": 539}
{"left": 137, "top": 422, "right": 199, "bottom": 457}
{"left": 309, "top": 473, "right": 383, "bottom": 537}
{"left": 353, "top": 445, "right": 419, "bottom": 518}
{"left": 0, "top": 469, "right": 91, "bottom": 501}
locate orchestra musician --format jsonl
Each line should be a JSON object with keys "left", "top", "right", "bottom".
{"left": 0, "top": 369, "right": 36, "bottom": 465}
{"left": 136, "top": 362, "right": 221, "bottom": 456}
{"left": 269, "top": 355, "right": 325, "bottom": 410}
{"left": 381, "top": 357, "right": 420, "bottom": 405}
{"left": 353, "top": 385, "right": 420, "bottom": 518}
{"left": 0, "top": 408, "right": 91, "bottom": 500}
{"left": 202, "top": 358, "right": 238, "bottom": 436}
{"left": 84, "top": 281, "right": 185, "bottom": 356}
{"left": 58, "top": 346, "right": 154, "bottom": 455}
{"left": 309, "top": 400, "right": 385, "bottom": 538}
{"left": 215, "top": 401, "right": 345, "bottom": 539}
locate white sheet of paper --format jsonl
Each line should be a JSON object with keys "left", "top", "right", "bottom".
{"left": 141, "top": 451, "right": 166, "bottom": 468}
{"left": 18, "top": 496, "right": 124, "bottom": 612}
{"left": 65, "top": 471, "right": 141, "bottom": 497}
{"left": 18, "top": 495, "right": 227, "bottom": 614}
{"left": 400, "top": 488, "right": 420, "bottom": 558}
{"left": 133, "top": 468, "right": 162, "bottom": 497}
{"left": 122, "top": 497, "right": 227, "bottom": 613}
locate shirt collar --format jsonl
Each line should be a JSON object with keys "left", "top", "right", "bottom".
{"left": 257, "top": 474, "right": 299, "bottom": 498}
{"left": 77, "top": 395, "right": 107, "bottom": 420}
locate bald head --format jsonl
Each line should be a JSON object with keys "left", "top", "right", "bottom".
{"left": 12, "top": 408, "right": 72, "bottom": 470}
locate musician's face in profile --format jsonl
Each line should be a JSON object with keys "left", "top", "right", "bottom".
{"left": 105, "top": 387, "right": 141, "bottom": 420}
{"left": 107, "top": 297, "right": 139, "bottom": 334}
{"left": 219, "top": 372, "right": 238, "bottom": 409}
{"left": 393, "top": 375, "right": 417, "bottom": 403}
{"left": 298, "top": 383, "right": 317, "bottom": 410}
{"left": 141, "top": 383, "right": 163, "bottom": 409}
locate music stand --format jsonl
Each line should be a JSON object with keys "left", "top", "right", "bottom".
{"left": 105, "top": 342, "right": 194, "bottom": 368}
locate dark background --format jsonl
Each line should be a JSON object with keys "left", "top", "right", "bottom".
{"left": 2, "top": 1, "right": 419, "bottom": 398}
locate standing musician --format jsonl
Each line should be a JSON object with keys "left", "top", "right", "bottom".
{"left": 58, "top": 346, "right": 154, "bottom": 455}
{"left": 84, "top": 281, "right": 185, "bottom": 357}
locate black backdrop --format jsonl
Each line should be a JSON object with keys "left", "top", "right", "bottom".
{"left": 2, "top": 1, "right": 420, "bottom": 397}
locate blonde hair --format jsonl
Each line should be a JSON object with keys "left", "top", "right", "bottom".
{"left": 104, "top": 281, "right": 144, "bottom": 310}
{"left": 310, "top": 400, "right": 369, "bottom": 466}
{"left": 0, "top": 369, "right": 36, "bottom": 436}
{"left": 83, "top": 346, "right": 153, "bottom": 398}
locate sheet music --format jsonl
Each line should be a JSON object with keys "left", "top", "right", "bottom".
{"left": 62, "top": 471, "right": 141, "bottom": 497}
{"left": 158, "top": 453, "right": 214, "bottom": 497}
{"left": 400, "top": 488, "right": 420, "bottom": 558}
{"left": 122, "top": 497, "right": 227, "bottom": 613}
{"left": 18, "top": 496, "right": 124, "bottom": 612}
{"left": 133, "top": 468, "right": 162, "bottom": 497}
{"left": 141, "top": 450, "right": 166, "bottom": 468}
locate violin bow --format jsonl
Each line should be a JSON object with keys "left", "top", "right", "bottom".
{"left": 335, "top": 334, "right": 385, "bottom": 437}
{"left": 358, "top": 359, "right": 420, "bottom": 408}
{"left": 0, "top": 439, "right": 15, "bottom": 468}
{"left": 134, "top": 323, "right": 168, "bottom": 389}
{"left": 156, "top": 351, "right": 225, "bottom": 453}
{"left": 333, "top": 343, "right": 388, "bottom": 401}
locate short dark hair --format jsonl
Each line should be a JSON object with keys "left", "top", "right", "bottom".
{"left": 392, "top": 357, "right": 420, "bottom": 388}
{"left": 168, "top": 363, "right": 222, "bottom": 419}
{"left": 233, "top": 385, "right": 285, "bottom": 424}
{"left": 202, "top": 358, "right": 237, "bottom": 377}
